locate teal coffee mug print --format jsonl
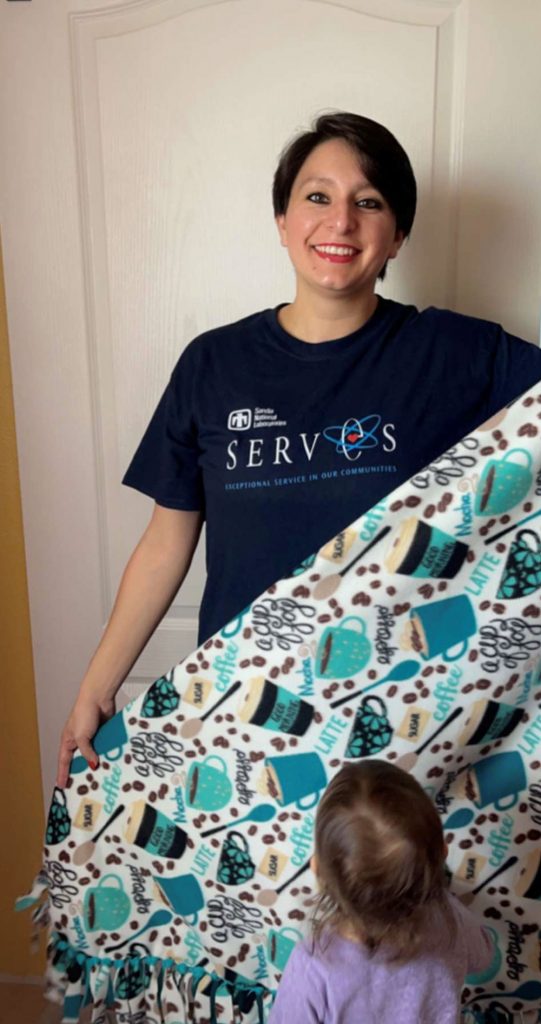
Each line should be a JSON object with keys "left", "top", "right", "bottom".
{"left": 316, "top": 616, "right": 371, "bottom": 678}
{"left": 83, "top": 874, "right": 131, "bottom": 932}
{"left": 474, "top": 448, "right": 533, "bottom": 516}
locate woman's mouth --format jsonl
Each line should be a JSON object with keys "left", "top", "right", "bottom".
{"left": 312, "top": 244, "right": 360, "bottom": 264}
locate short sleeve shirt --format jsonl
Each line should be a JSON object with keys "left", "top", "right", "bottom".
{"left": 122, "top": 297, "right": 541, "bottom": 643}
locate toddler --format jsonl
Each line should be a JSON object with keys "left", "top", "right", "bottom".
{"left": 268, "top": 759, "right": 494, "bottom": 1024}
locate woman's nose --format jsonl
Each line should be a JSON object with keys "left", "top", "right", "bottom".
{"left": 326, "top": 200, "right": 358, "bottom": 234}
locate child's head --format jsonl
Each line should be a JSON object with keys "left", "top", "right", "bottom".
{"left": 312, "top": 759, "right": 449, "bottom": 961}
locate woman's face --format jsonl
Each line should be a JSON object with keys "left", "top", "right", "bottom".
{"left": 276, "top": 138, "right": 404, "bottom": 303}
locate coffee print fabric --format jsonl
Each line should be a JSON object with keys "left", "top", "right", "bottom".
{"left": 19, "top": 385, "right": 541, "bottom": 1024}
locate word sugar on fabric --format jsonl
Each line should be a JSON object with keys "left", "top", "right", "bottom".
{"left": 19, "top": 384, "right": 541, "bottom": 1024}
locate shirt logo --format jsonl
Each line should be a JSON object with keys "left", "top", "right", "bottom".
{"left": 323, "top": 415, "right": 382, "bottom": 461}
{"left": 228, "top": 409, "right": 252, "bottom": 431}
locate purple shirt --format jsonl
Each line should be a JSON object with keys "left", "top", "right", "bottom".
{"left": 268, "top": 894, "right": 494, "bottom": 1024}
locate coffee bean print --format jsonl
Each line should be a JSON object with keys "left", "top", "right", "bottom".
{"left": 480, "top": 446, "right": 495, "bottom": 456}
{"left": 393, "top": 603, "right": 410, "bottom": 615}
{"left": 352, "top": 592, "right": 371, "bottom": 606}
{"left": 418, "top": 584, "right": 434, "bottom": 600}
{"left": 390, "top": 500, "right": 403, "bottom": 512}
{"left": 405, "top": 495, "right": 421, "bottom": 508}
{"left": 424, "top": 504, "right": 436, "bottom": 519}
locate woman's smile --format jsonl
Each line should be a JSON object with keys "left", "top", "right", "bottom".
{"left": 313, "top": 244, "right": 361, "bottom": 263}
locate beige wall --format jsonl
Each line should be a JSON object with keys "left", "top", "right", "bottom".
{"left": 0, "top": 234, "right": 45, "bottom": 976}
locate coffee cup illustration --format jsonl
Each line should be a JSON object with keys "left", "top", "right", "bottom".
{"left": 217, "top": 832, "right": 256, "bottom": 885}
{"left": 462, "top": 752, "right": 527, "bottom": 810}
{"left": 385, "top": 519, "right": 469, "bottom": 579}
{"left": 514, "top": 850, "right": 541, "bottom": 900}
{"left": 316, "top": 617, "right": 371, "bottom": 678}
{"left": 460, "top": 699, "right": 525, "bottom": 746}
{"left": 267, "top": 926, "right": 303, "bottom": 970}
{"left": 261, "top": 752, "right": 326, "bottom": 809}
{"left": 124, "top": 800, "right": 187, "bottom": 858}
{"left": 141, "top": 672, "right": 180, "bottom": 718}
{"left": 497, "top": 529, "right": 541, "bottom": 600}
{"left": 153, "top": 873, "right": 204, "bottom": 923}
{"left": 474, "top": 448, "right": 533, "bottom": 516}
{"left": 83, "top": 873, "right": 131, "bottom": 932}
{"left": 238, "top": 678, "right": 314, "bottom": 736}
{"left": 401, "top": 596, "right": 476, "bottom": 662}
{"left": 46, "top": 787, "right": 72, "bottom": 846}
{"left": 345, "top": 696, "right": 393, "bottom": 758}
{"left": 185, "top": 755, "right": 233, "bottom": 812}
{"left": 465, "top": 927, "right": 501, "bottom": 984}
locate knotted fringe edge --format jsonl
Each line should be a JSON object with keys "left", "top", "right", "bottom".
{"left": 48, "top": 930, "right": 272, "bottom": 1024}
{"left": 17, "top": 884, "right": 541, "bottom": 1023}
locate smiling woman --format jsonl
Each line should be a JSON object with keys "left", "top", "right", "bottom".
{"left": 56, "top": 108, "right": 541, "bottom": 812}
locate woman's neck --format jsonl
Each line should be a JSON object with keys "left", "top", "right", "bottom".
{"left": 277, "top": 291, "right": 379, "bottom": 343}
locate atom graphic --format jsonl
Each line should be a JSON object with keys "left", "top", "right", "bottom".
{"left": 323, "top": 415, "right": 382, "bottom": 461}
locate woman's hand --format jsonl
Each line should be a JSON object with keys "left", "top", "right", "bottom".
{"left": 54, "top": 505, "right": 203, "bottom": 790}
{"left": 56, "top": 689, "right": 116, "bottom": 788}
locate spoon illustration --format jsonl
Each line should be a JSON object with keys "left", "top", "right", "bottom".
{"left": 330, "top": 660, "right": 420, "bottom": 710}
{"left": 485, "top": 508, "right": 541, "bottom": 545}
{"left": 465, "top": 981, "right": 541, "bottom": 1004}
{"left": 313, "top": 527, "right": 391, "bottom": 600}
{"left": 201, "top": 803, "right": 275, "bottom": 838}
{"left": 442, "top": 806, "right": 474, "bottom": 830}
{"left": 105, "top": 908, "right": 173, "bottom": 952}
{"left": 72, "top": 804, "right": 126, "bottom": 866}
{"left": 459, "top": 856, "right": 518, "bottom": 908}
{"left": 258, "top": 859, "right": 313, "bottom": 907}
{"left": 395, "top": 708, "right": 463, "bottom": 772}
{"left": 181, "top": 680, "right": 242, "bottom": 739}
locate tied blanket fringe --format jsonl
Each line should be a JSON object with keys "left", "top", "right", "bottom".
{"left": 18, "top": 384, "right": 541, "bottom": 1024}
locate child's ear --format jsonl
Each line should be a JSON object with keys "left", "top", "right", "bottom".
{"left": 310, "top": 853, "right": 318, "bottom": 876}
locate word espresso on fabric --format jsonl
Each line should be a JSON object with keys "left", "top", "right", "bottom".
{"left": 19, "top": 384, "right": 541, "bottom": 1024}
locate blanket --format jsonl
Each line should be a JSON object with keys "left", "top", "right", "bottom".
{"left": 19, "top": 384, "right": 541, "bottom": 1024}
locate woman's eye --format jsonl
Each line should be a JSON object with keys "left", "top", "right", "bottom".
{"left": 306, "top": 192, "right": 328, "bottom": 203}
{"left": 357, "top": 197, "right": 382, "bottom": 209}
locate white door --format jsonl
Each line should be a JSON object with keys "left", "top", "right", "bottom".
{"left": 2, "top": 0, "right": 540, "bottom": 799}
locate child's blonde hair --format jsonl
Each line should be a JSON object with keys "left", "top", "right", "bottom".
{"left": 312, "top": 759, "right": 453, "bottom": 963}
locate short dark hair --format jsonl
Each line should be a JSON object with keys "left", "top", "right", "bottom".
{"left": 312, "top": 760, "right": 452, "bottom": 963}
{"left": 272, "top": 111, "right": 417, "bottom": 239}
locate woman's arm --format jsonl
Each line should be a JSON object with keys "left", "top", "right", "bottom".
{"left": 55, "top": 504, "right": 203, "bottom": 786}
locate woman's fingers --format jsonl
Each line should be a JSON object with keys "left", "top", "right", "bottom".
{"left": 56, "top": 735, "right": 76, "bottom": 788}
{"left": 76, "top": 737, "right": 99, "bottom": 772}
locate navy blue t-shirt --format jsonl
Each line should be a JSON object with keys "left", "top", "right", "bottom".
{"left": 122, "top": 298, "right": 541, "bottom": 643}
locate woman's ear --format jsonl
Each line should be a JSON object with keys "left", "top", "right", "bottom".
{"left": 389, "top": 229, "right": 405, "bottom": 261}
{"left": 275, "top": 214, "right": 288, "bottom": 248}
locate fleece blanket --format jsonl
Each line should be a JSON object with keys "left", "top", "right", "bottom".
{"left": 19, "top": 384, "right": 541, "bottom": 1024}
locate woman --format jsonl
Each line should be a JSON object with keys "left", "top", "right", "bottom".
{"left": 56, "top": 111, "right": 541, "bottom": 787}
